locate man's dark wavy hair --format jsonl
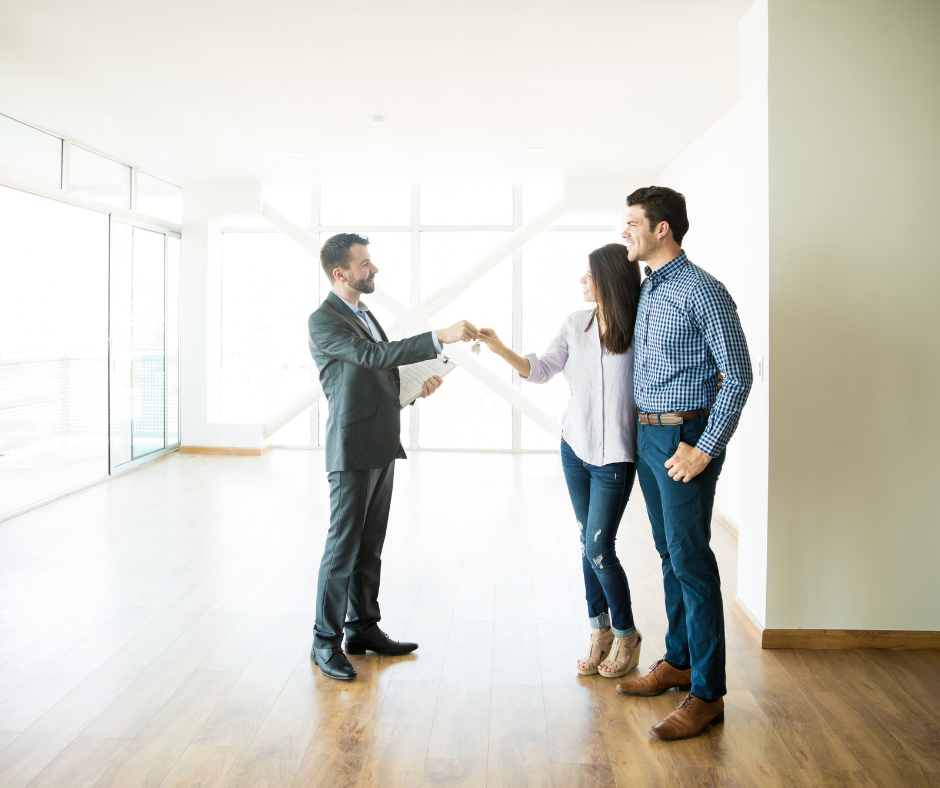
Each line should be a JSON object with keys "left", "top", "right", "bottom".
{"left": 320, "top": 232, "right": 370, "bottom": 281}
{"left": 626, "top": 186, "right": 689, "bottom": 246}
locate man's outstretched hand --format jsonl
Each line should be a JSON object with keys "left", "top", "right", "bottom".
{"left": 437, "top": 320, "right": 478, "bottom": 345}
{"left": 665, "top": 442, "right": 712, "bottom": 483}
{"left": 421, "top": 375, "right": 444, "bottom": 399}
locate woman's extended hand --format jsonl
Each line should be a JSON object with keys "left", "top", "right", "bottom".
{"left": 477, "top": 328, "right": 531, "bottom": 378}
{"left": 478, "top": 328, "right": 506, "bottom": 353}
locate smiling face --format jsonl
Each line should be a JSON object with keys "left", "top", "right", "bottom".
{"left": 580, "top": 263, "right": 597, "bottom": 305}
{"left": 336, "top": 243, "right": 378, "bottom": 293}
{"left": 621, "top": 204, "right": 659, "bottom": 264}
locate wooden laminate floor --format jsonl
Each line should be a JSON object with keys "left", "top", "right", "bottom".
{"left": 0, "top": 450, "right": 938, "bottom": 788}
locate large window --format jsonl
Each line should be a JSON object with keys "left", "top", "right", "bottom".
{"left": 0, "top": 111, "right": 183, "bottom": 519}
{"left": 221, "top": 186, "right": 622, "bottom": 451}
{"left": 0, "top": 113, "right": 182, "bottom": 226}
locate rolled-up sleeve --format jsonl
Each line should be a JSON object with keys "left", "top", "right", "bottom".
{"left": 691, "top": 281, "right": 752, "bottom": 457}
{"left": 524, "top": 326, "right": 570, "bottom": 384}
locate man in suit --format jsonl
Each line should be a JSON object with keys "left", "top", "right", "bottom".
{"left": 308, "top": 232, "right": 478, "bottom": 680}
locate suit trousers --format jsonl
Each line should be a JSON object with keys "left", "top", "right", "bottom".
{"left": 313, "top": 461, "right": 395, "bottom": 649}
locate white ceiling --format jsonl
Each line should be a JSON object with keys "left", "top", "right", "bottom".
{"left": 0, "top": 0, "right": 753, "bottom": 186}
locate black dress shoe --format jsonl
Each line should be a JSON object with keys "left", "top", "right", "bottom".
{"left": 311, "top": 645, "right": 357, "bottom": 680}
{"left": 345, "top": 626, "right": 418, "bottom": 656}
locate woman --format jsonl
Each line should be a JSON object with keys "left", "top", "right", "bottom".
{"left": 478, "top": 243, "right": 642, "bottom": 678}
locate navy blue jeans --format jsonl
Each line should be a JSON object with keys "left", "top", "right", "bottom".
{"left": 635, "top": 417, "right": 726, "bottom": 700}
{"left": 560, "top": 440, "right": 636, "bottom": 636}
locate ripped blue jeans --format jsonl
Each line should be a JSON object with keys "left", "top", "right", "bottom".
{"left": 560, "top": 440, "right": 636, "bottom": 637}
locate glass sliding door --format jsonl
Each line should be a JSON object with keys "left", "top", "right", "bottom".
{"left": 0, "top": 184, "right": 109, "bottom": 518}
{"left": 110, "top": 220, "right": 168, "bottom": 468}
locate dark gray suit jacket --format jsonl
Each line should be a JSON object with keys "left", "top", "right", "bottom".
{"left": 308, "top": 291, "right": 437, "bottom": 472}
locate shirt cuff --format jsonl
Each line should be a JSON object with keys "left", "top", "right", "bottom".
{"left": 694, "top": 412, "right": 741, "bottom": 458}
{"left": 431, "top": 331, "right": 442, "bottom": 354}
{"left": 522, "top": 353, "right": 543, "bottom": 383}
{"left": 695, "top": 431, "right": 724, "bottom": 459}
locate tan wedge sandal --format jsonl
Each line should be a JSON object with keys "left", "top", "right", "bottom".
{"left": 598, "top": 630, "right": 643, "bottom": 678}
{"left": 577, "top": 628, "right": 615, "bottom": 676}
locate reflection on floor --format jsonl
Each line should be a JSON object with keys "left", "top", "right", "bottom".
{"left": 0, "top": 435, "right": 108, "bottom": 517}
{"left": 0, "top": 449, "right": 936, "bottom": 788}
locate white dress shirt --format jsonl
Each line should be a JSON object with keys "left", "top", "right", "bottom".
{"left": 524, "top": 309, "right": 636, "bottom": 465}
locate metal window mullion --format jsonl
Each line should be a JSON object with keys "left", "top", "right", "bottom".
{"left": 163, "top": 229, "right": 168, "bottom": 452}
{"left": 409, "top": 186, "right": 421, "bottom": 450}
{"left": 511, "top": 184, "right": 523, "bottom": 452}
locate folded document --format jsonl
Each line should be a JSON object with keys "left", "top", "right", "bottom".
{"left": 399, "top": 355, "right": 455, "bottom": 407}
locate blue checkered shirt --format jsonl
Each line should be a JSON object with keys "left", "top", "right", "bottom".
{"left": 634, "top": 252, "right": 752, "bottom": 457}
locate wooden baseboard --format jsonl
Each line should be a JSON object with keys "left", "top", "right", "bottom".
{"left": 732, "top": 597, "right": 940, "bottom": 649}
{"left": 712, "top": 507, "right": 739, "bottom": 539}
{"left": 178, "top": 445, "right": 272, "bottom": 457}
{"left": 762, "top": 629, "right": 940, "bottom": 650}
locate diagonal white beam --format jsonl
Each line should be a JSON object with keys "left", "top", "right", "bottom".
{"left": 385, "top": 198, "right": 563, "bottom": 337}
{"left": 260, "top": 202, "right": 563, "bottom": 441}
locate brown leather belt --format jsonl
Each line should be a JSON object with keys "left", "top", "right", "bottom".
{"left": 637, "top": 408, "right": 710, "bottom": 426}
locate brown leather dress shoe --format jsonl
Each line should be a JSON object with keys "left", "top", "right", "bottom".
{"left": 615, "top": 657, "right": 692, "bottom": 696}
{"left": 649, "top": 694, "right": 724, "bottom": 740}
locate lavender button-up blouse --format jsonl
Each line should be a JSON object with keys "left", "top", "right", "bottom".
{"left": 524, "top": 310, "right": 636, "bottom": 466}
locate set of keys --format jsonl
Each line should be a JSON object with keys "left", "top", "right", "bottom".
{"left": 471, "top": 341, "right": 481, "bottom": 355}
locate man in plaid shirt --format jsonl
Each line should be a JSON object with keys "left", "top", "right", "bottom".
{"left": 615, "top": 186, "right": 752, "bottom": 740}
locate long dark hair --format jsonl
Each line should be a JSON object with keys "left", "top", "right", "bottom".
{"left": 584, "top": 243, "right": 641, "bottom": 355}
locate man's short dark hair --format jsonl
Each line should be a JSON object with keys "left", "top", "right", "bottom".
{"left": 320, "top": 233, "right": 370, "bottom": 281}
{"left": 626, "top": 186, "right": 689, "bottom": 246}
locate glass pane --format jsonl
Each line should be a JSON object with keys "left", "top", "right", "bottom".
{"left": 0, "top": 113, "right": 62, "bottom": 188}
{"left": 522, "top": 182, "right": 563, "bottom": 223}
{"left": 221, "top": 233, "right": 317, "bottom": 446}
{"left": 320, "top": 185, "right": 411, "bottom": 226}
{"left": 420, "top": 185, "right": 513, "bottom": 226}
{"left": 131, "top": 228, "right": 165, "bottom": 459}
{"left": 521, "top": 231, "right": 618, "bottom": 449}
{"left": 166, "top": 237, "right": 181, "bottom": 446}
{"left": 419, "top": 232, "right": 513, "bottom": 449}
{"left": 0, "top": 184, "right": 109, "bottom": 517}
{"left": 110, "top": 223, "right": 133, "bottom": 466}
{"left": 137, "top": 172, "right": 182, "bottom": 224}
{"left": 70, "top": 146, "right": 131, "bottom": 209}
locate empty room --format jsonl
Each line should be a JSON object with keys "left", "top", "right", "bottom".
{"left": 1, "top": 1, "right": 938, "bottom": 787}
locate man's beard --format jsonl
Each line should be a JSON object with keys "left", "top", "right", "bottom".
{"left": 349, "top": 275, "right": 375, "bottom": 294}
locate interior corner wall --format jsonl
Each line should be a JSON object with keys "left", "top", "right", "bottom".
{"left": 765, "top": 0, "right": 940, "bottom": 630}
{"left": 655, "top": 103, "right": 745, "bottom": 530}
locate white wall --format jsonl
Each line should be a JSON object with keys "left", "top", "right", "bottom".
{"left": 736, "top": 0, "right": 770, "bottom": 627}
{"left": 656, "top": 103, "right": 745, "bottom": 529}
{"left": 765, "top": 0, "right": 940, "bottom": 631}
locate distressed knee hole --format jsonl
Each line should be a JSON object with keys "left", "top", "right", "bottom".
{"left": 592, "top": 554, "right": 604, "bottom": 569}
